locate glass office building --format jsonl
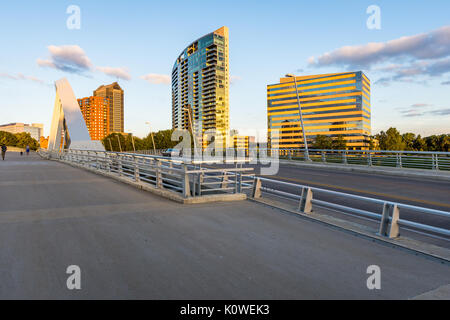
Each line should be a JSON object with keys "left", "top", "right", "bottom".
{"left": 172, "top": 26, "right": 230, "bottom": 148}
{"left": 267, "top": 72, "right": 371, "bottom": 150}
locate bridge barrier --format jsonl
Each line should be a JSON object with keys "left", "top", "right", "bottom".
{"left": 251, "top": 177, "right": 450, "bottom": 241}
{"left": 39, "top": 149, "right": 255, "bottom": 203}
{"left": 270, "top": 148, "right": 450, "bottom": 171}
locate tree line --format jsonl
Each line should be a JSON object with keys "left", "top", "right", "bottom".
{"left": 100, "top": 127, "right": 448, "bottom": 153}
{"left": 0, "top": 131, "right": 40, "bottom": 150}
{"left": 301, "top": 127, "right": 449, "bottom": 152}
{"left": 374, "top": 128, "right": 449, "bottom": 152}
{"left": 102, "top": 129, "right": 180, "bottom": 152}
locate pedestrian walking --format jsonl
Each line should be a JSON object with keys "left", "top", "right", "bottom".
{"left": 26, "top": 145, "right": 30, "bottom": 156}
{"left": 1, "top": 144, "right": 7, "bottom": 160}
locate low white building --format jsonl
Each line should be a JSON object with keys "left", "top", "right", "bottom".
{"left": 0, "top": 123, "right": 44, "bottom": 141}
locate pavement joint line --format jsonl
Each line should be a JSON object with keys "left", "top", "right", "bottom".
{"left": 0, "top": 202, "right": 159, "bottom": 224}
{"left": 259, "top": 174, "right": 450, "bottom": 209}
{"left": 248, "top": 197, "right": 450, "bottom": 265}
{"left": 0, "top": 178, "right": 108, "bottom": 187}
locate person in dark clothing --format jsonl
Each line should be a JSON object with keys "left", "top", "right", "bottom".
{"left": 26, "top": 145, "right": 30, "bottom": 156}
{"left": 1, "top": 144, "right": 7, "bottom": 160}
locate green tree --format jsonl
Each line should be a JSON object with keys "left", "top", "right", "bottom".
{"left": 312, "top": 135, "right": 333, "bottom": 149}
{"left": 412, "top": 135, "right": 427, "bottom": 151}
{"left": 0, "top": 131, "right": 18, "bottom": 146}
{"left": 368, "top": 136, "right": 378, "bottom": 150}
{"left": 376, "top": 127, "right": 406, "bottom": 150}
{"left": 332, "top": 135, "right": 347, "bottom": 150}
{"left": 402, "top": 132, "right": 416, "bottom": 151}
{"left": 15, "top": 132, "right": 39, "bottom": 150}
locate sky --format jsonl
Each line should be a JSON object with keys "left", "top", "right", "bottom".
{"left": 0, "top": 0, "right": 449, "bottom": 139}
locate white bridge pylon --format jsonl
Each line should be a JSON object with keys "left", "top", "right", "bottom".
{"left": 48, "top": 78, "right": 105, "bottom": 151}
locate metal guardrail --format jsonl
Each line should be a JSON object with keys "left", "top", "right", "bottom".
{"left": 271, "top": 148, "right": 450, "bottom": 171}
{"left": 128, "top": 148, "right": 450, "bottom": 171}
{"left": 39, "top": 150, "right": 255, "bottom": 199}
{"left": 251, "top": 177, "right": 450, "bottom": 240}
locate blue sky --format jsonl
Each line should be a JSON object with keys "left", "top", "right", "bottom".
{"left": 0, "top": 0, "right": 449, "bottom": 139}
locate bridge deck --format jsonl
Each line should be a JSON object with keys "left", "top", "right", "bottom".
{"left": 0, "top": 152, "right": 448, "bottom": 299}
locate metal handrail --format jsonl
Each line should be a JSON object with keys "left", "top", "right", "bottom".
{"left": 253, "top": 176, "right": 450, "bottom": 240}
{"left": 39, "top": 149, "right": 255, "bottom": 199}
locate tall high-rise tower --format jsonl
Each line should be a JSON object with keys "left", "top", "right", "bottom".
{"left": 172, "top": 26, "right": 230, "bottom": 148}
{"left": 94, "top": 82, "right": 124, "bottom": 133}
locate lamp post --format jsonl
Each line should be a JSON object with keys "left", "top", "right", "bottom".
{"left": 145, "top": 122, "right": 156, "bottom": 154}
{"left": 182, "top": 106, "right": 197, "bottom": 152}
{"left": 285, "top": 73, "right": 310, "bottom": 161}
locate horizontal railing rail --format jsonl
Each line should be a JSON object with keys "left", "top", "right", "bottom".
{"left": 39, "top": 149, "right": 255, "bottom": 199}
{"left": 125, "top": 148, "right": 450, "bottom": 171}
{"left": 269, "top": 148, "right": 450, "bottom": 171}
{"left": 251, "top": 176, "right": 450, "bottom": 240}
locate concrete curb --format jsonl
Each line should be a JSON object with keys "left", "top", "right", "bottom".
{"left": 279, "top": 159, "right": 450, "bottom": 182}
{"left": 249, "top": 197, "right": 450, "bottom": 264}
{"left": 49, "top": 158, "right": 247, "bottom": 204}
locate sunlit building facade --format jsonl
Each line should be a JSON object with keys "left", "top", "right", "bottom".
{"left": 172, "top": 26, "right": 230, "bottom": 148}
{"left": 0, "top": 123, "right": 44, "bottom": 141}
{"left": 93, "top": 82, "right": 124, "bottom": 133}
{"left": 78, "top": 96, "right": 110, "bottom": 140}
{"left": 267, "top": 72, "right": 371, "bottom": 150}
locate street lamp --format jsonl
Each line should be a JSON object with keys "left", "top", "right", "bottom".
{"left": 285, "top": 73, "right": 311, "bottom": 161}
{"left": 182, "top": 106, "right": 197, "bottom": 151}
{"left": 145, "top": 121, "right": 156, "bottom": 154}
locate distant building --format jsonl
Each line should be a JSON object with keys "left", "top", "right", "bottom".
{"left": 78, "top": 96, "right": 110, "bottom": 140}
{"left": 232, "top": 135, "right": 255, "bottom": 155}
{"left": 93, "top": 82, "right": 124, "bottom": 133}
{"left": 0, "top": 123, "right": 44, "bottom": 141}
{"left": 267, "top": 71, "right": 371, "bottom": 150}
{"left": 172, "top": 26, "right": 230, "bottom": 149}
{"left": 40, "top": 136, "right": 49, "bottom": 149}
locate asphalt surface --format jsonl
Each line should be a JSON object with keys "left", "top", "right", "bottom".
{"left": 0, "top": 152, "right": 449, "bottom": 299}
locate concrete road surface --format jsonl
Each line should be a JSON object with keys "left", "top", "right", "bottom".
{"left": 0, "top": 152, "right": 449, "bottom": 299}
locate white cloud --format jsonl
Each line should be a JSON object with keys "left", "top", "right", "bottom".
{"left": 230, "top": 75, "right": 241, "bottom": 84}
{"left": 37, "top": 45, "right": 92, "bottom": 73}
{"left": 97, "top": 66, "right": 131, "bottom": 80}
{"left": 140, "top": 73, "right": 170, "bottom": 84}
{"left": 0, "top": 72, "right": 46, "bottom": 85}
{"left": 308, "top": 25, "right": 450, "bottom": 68}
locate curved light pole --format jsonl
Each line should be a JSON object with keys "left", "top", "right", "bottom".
{"left": 285, "top": 73, "right": 310, "bottom": 161}
{"left": 182, "top": 107, "right": 197, "bottom": 152}
{"left": 145, "top": 121, "right": 156, "bottom": 154}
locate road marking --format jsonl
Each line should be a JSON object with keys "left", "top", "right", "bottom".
{"left": 260, "top": 175, "right": 450, "bottom": 209}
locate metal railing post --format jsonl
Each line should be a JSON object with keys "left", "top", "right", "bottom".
{"left": 321, "top": 151, "right": 325, "bottom": 163}
{"left": 433, "top": 153, "right": 439, "bottom": 170}
{"left": 118, "top": 155, "right": 123, "bottom": 176}
{"left": 378, "top": 202, "right": 400, "bottom": 238}
{"left": 342, "top": 151, "right": 347, "bottom": 164}
{"left": 134, "top": 156, "right": 140, "bottom": 182}
{"left": 221, "top": 171, "right": 228, "bottom": 189}
{"left": 197, "top": 171, "right": 204, "bottom": 196}
{"left": 182, "top": 164, "right": 190, "bottom": 198}
{"left": 252, "top": 178, "right": 262, "bottom": 198}
{"left": 156, "top": 160, "right": 162, "bottom": 188}
{"left": 95, "top": 152, "right": 99, "bottom": 170}
{"left": 237, "top": 172, "right": 242, "bottom": 193}
{"left": 298, "top": 187, "right": 313, "bottom": 214}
